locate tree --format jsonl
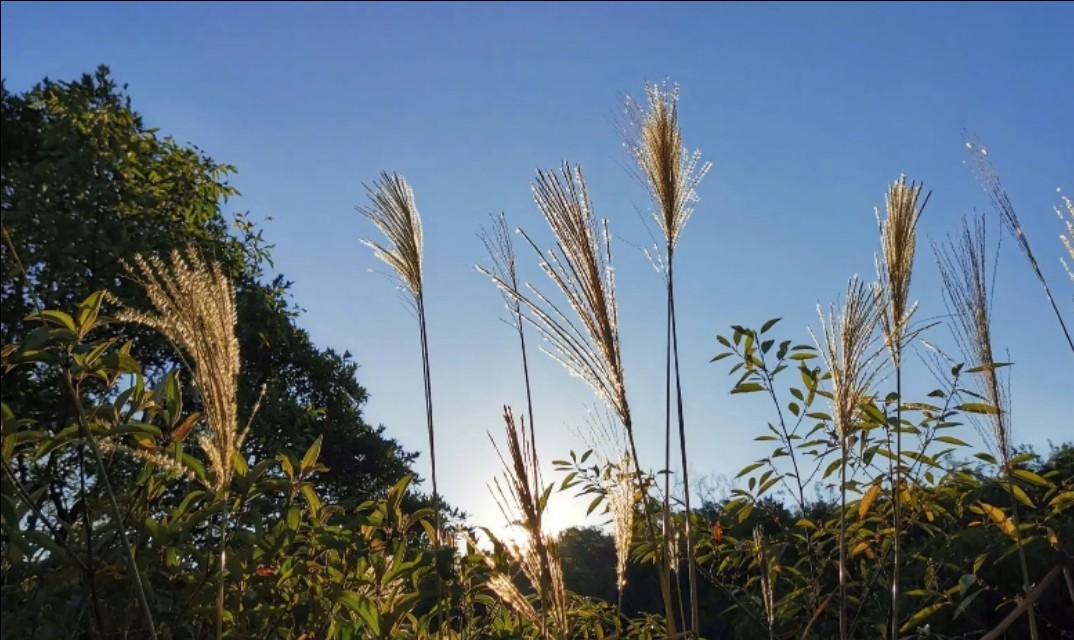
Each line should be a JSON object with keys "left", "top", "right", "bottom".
{"left": 1, "top": 66, "right": 418, "bottom": 505}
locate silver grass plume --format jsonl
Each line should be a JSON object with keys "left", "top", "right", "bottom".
{"left": 875, "top": 176, "right": 929, "bottom": 364}
{"left": 810, "top": 275, "right": 881, "bottom": 640}
{"left": 964, "top": 136, "right": 1074, "bottom": 354}
{"left": 1056, "top": 194, "right": 1074, "bottom": 286}
{"left": 489, "top": 406, "right": 567, "bottom": 635}
{"left": 626, "top": 78, "right": 711, "bottom": 638}
{"left": 935, "top": 215, "right": 1039, "bottom": 639}
{"left": 482, "top": 162, "right": 677, "bottom": 635}
{"left": 625, "top": 80, "right": 712, "bottom": 250}
{"left": 118, "top": 248, "right": 241, "bottom": 494}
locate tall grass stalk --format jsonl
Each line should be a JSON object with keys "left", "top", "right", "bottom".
{"left": 873, "top": 175, "right": 929, "bottom": 636}
{"left": 489, "top": 406, "right": 565, "bottom": 637}
{"left": 964, "top": 137, "right": 1074, "bottom": 355}
{"left": 120, "top": 247, "right": 243, "bottom": 640}
{"left": 356, "top": 173, "right": 444, "bottom": 627}
{"left": 478, "top": 213, "right": 539, "bottom": 499}
{"left": 936, "top": 216, "right": 1039, "bottom": 640}
{"left": 626, "top": 80, "right": 711, "bottom": 637}
{"left": 579, "top": 408, "right": 635, "bottom": 632}
{"left": 482, "top": 163, "right": 678, "bottom": 636}
{"left": 811, "top": 276, "right": 882, "bottom": 640}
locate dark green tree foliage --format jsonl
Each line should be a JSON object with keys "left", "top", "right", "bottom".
{"left": 1, "top": 67, "right": 417, "bottom": 505}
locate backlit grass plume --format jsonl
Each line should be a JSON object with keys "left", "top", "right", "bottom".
{"left": 1056, "top": 194, "right": 1074, "bottom": 285}
{"left": 626, "top": 79, "right": 711, "bottom": 636}
{"left": 478, "top": 213, "right": 540, "bottom": 501}
{"left": 626, "top": 80, "right": 711, "bottom": 249}
{"left": 356, "top": 172, "right": 440, "bottom": 536}
{"left": 119, "top": 248, "right": 242, "bottom": 493}
{"left": 489, "top": 406, "right": 566, "bottom": 636}
{"left": 811, "top": 275, "right": 881, "bottom": 640}
{"left": 964, "top": 136, "right": 1074, "bottom": 355}
{"left": 579, "top": 409, "right": 635, "bottom": 620}
{"left": 935, "top": 215, "right": 1039, "bottom": 640}
{"left": 875, "top": 176, "right": 929, "bottom": 363}
{"left": 873, "top": 174, "right": 928, "bottom": 635}
{"left": 482, "top": 162, "right": 678, "bottom": 636}
{"left": 358, "top": 172, "right": 424, "bottom": 300}
{"left": 118, "top": 246, "right": 242, "bottom": 639}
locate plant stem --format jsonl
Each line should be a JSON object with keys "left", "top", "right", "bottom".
{"left": 891, "top": 365, "right": 902, "bottom": 640}
{"left": 1007, "top": 478, "right": 1039, "bottom": 640}
{"left": 663, "top": 266, "right": 675, "bottom": 633}
{"left": 622, "top": 412, "right": 678, "bottom": 638}
{"left": 668, "top": 255, "right": 699, "bottom": 637}
{"left": 416, "top": 292, "right": 443, "bottom": 633}
{"left": 839, "top": 435, "right": 848, "bottom": 640}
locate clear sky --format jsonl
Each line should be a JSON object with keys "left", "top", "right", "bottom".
{"left": 3, "top": 2, "right": 1072, "bottom": 537}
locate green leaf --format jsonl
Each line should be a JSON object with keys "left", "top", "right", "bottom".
{"left": 736, "top": 462, "right": 764, "bottom": 478}
{"left": 586, "top": 495, "right": 603, "bottom": 516}
{"left": 760, "top": 317, "right": 781, "bottom": 333}
{"left": 1012, "top": 469, "right": 1052, "bottom": 488}
{"left": 29, "top": 310, "right": 76, "bottom": 333}
{"left": 731, "top": 382, "right": 764, "bottom": 394}
{"left": 1006, "top": 482, "right": 1035, "bottom": 509}
{"left": 300, "top": 435, "right": 323, "bottom": 474}
{"left": 958, "top": 402, "right": 999, "bottom": 415}
{"left": 900, "top": 602, "right": 949, "bottom": 632}
{"left": 953, "top": 589, "right": 984, "bottom": 620}
{"left": 339, "top": 591, "right": 380, "bottom": 634}
{"left": 935, "top": 436, "right": 969, "bottom": 447}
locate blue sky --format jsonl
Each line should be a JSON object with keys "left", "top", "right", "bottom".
{"left": 3, "top": 2, "right": 1072, "bottom": 535}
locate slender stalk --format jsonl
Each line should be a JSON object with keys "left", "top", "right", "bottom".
{"left": 662, "top": 266, "right": 675, "bottom": 630}
{"left": 669, "top": 255, "right": 699, "bottom": 636}
{"left": 215, "top": 511, "right": 226, "bottom": 640}
{"left": 416, "top": 291, "right": 445, "bottom": 635}
{"left": 965, "top": 138, "right": 1074, "bottom": 355}
{"left": 839, "top": 437, "right": 848, "bottom": 640}
{"left": 891, "top": 366, "right": 902, "bottom": 639}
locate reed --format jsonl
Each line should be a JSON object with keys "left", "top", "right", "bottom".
{"left": 626, "top": 80, "right": 711, "bottom": 637}
{"left": 356, "top": 172, "right": 440, "bottom": 540}
{"left": 964, "top": 136, "right": 1074, "bottom": 355}
{"left": 811, "top": 276, "right": 882, "bottom": 640}
{"left": 580, "top": 408, "right": 636, "bottom": 629}
{"left": 481, "top": 163, "right": 678, "bottom": 636}
{"left": 478, "top": 212, "right": 540, "bottom": 501}
{"left": 119, "top": 247, "right": 242, "bottom": 639}
{"left": 873, "top": 175, "right": 929, "bottom": 636}
{"left": 489, "top": 406, "right": 566, "bottom": 637}
{"left": 936, "top": 216, "right": 1039, "bottom": 640}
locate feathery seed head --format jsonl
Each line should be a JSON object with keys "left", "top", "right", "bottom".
{"left": 875, "top": 175, "right": 929, "bottom": 364}
{"left": 811, "top": 276, "right": 882, "bottom": 442}
{"left": 118, "top": 247, "right": 241, "bottom": 494}
{"left": 485, "top": 163, "right": 631, "bottom": 429}
{"left": 1056, "top": 194, "right": 1074, "bottom": 284}
{"left": 626, "top": 80, "right": 712, "bottom": 250}
{"left": 357, "top": 172, "right": 424, "bottom": 300}
{"left": 936, "top": 217, "right": 1012, "bottom": 462}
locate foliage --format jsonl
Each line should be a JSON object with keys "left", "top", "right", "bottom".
{"left": 2, "top": 67, "right": 1072, "bottom": 640}
{"left": 0, "top": 67, "right": 420, "bottom": 507}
